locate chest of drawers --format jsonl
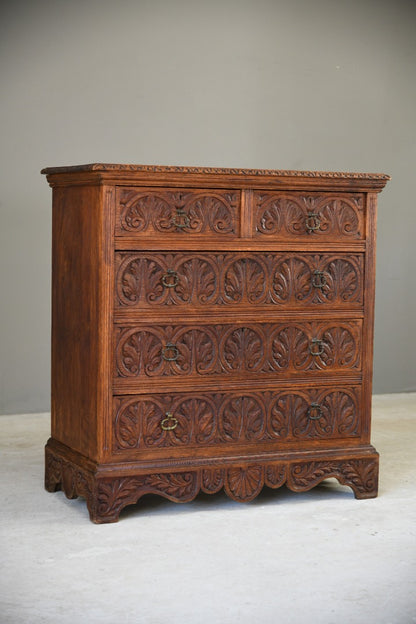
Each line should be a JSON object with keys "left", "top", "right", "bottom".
{"left": 42, "top": 164, "right": 389, "bottom": 523}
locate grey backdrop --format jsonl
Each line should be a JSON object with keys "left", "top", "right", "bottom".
{"left": 1, "top": 0, "right": 415, "bottom": 414}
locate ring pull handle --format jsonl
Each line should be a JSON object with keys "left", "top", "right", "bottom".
{"left": 309, "top": 338, "right": 325, "bottom": 356}
{"left": 171, "top": 208, "right": 190, "bottom": 230}
{"left": 162, "top": 342, "right": 179, "bottom": 362}
{"left": 305, "top": 212, "right": 321, "bottom": 234}
{"left": 161, "top": 269, "right": 179, "bottom": 288}
{"left": 307, "top": 402, "right": 323, "bottom": 421}
{"left": 312, "top": 270, "right": 327, "bottom": 289}
{"left": 161, "top": 412, "right": 178, "bottom": 431}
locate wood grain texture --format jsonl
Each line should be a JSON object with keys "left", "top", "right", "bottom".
{"left": 44, "top": 164, "right": 387, "bottom": 522}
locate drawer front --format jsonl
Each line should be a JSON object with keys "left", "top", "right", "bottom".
{"left": 115, "top": 319, "right": 362, "bottom": 380}
{"left": 116, "top": 187, "right": 240, "bottom": 238}
{"left": 253, "top": 192, "right": 365, "bottom": 240}
{"left": 113, "top": 386, "right": 361, "bottom": 451}
{"left": 115, "top": 252, "right": 364, "bottom": 309}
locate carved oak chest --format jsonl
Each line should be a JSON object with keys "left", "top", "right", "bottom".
{"left": 42, "top": 164, "right": 389, "bottom": 522}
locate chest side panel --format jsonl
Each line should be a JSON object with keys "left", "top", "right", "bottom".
{"left": 51, "top": 186, "right": 101, "bottom": 458}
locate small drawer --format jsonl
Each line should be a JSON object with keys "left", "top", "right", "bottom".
{"left": 115, "top": 187, "right": 240, "bottom": 239}
{"left": 112, "top": 385, "right": 361, "bottom": 452}
{"left": 114, "top": 319, "right": 362, "bottom": 381}
{"left": 253, "top": 192, "right": 365, "bottom": 240}
{"left": 115, "top": 251, "right": 364, "bottom": 310}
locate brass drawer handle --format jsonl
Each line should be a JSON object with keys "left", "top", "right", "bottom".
{"left": 309, "top": 338, "right": 325, "bottom": 356}
{"left": 162, "top": 343, "right": 179, "bottom": 361}
{"left": 161, "top": 412, "right": 178, "bottom": 431}
{"left": 171, "top": 208, "right": 190, "bottom": 229}
{"left": 307, "top": 402, "right": 323, "bottom": 420}
{"left": 305, "top": 212, "right": 321, "bottom": 233}
{"left": 161, "top": 269, "right": 179, "bottom": 288}
{"left": 312, "top": 270, "right": 327, "bottom": 289}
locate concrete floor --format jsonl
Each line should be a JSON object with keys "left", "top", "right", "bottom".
{"left": 1, "top": 393, "right": 415, "bottom": 624}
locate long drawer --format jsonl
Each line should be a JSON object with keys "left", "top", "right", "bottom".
{"left": 115, "top": 251, "right": 364, "bottom": 310}
{"left": 114, "top": 318, "right": 362, "bottom": 386}
{"left": 112, "top": 384, "right": 362, "bottom": 454}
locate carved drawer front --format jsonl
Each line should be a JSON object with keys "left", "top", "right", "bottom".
{"left": 115, "top": 320, "right": 362, "bottom": 380}
{"left": 113, "top": 386, "right": 361, "bottom": 451}
{"left": 115, "top": 187, "right": 240, "bottom": 238}
{"left": 253, "top": 192, "right": 364, "bottom": 240}
{"left": 115, "top": 252, "right": 364, "bottom": 309}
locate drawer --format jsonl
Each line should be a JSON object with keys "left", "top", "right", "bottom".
{"left": 115, "top": 251, "right": 364, "bottom": 309}
{"left": 253, "top": 191, "right": 365, "bottom": 240}
{"left": 114, "top": 319, "right": 362, "bottom": 381}
{"left": 115, "top": 187, "right": 240, "bottom": 238}
{"left": 112, "top": 385, "right": 362, "bottom": 452}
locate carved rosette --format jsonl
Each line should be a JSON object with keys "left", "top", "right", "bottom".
{"left": 45, "top": 445, "right": 379, "bottom": 522}
{"left": 254, "top": 193, "right": 364, "bottom": 239}
{"left": 117, "top": 189, "right": 239, "bottom": 235}
{"left": 113, "top": 386, "right": 361, "bottom": 450}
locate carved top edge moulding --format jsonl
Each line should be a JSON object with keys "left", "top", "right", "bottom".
{"left": 41, "top": 163, "right": 390, "bottom": 191}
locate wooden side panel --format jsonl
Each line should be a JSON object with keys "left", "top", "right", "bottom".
{"left": 361, "top": 192, "right": 378, "bottom": 442}
{"left": 51, "top": 185, "right": 112, "bottom": 461}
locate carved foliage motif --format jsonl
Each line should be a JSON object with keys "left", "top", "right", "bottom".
{"left": 45, "top": 446, "right": 378, "bottom": 522}
{"left": 117, "top": 189, "right": 239, "bottom": 235}
{"left": 289, "top": 459, "right": 378, "bottom": 495}
{"left": 113, "top": 387, "right": 360, "bottom": 450}
{"left": 115, "top": 320, "right": 361, "bottom": 378}
{"left": 95, "top": 472, "right": 198, "bottom": 522}
{"left": 115, "top": 252, "right": 363, "bottom": 308}
{"left": 254, "top": 193, "right": 364, "bottom": 238}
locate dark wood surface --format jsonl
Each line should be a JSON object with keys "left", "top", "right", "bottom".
{"left": 43, "top": 165, "right": 388, "bottom": 522}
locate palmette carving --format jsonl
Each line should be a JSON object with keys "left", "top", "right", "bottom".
{"left": 113, "top": 386, "right": 361, "bottom": 450}
{"left": 201, "top": 468, "right": 225, "bottom": 494}
{"left": 117, "top": 189, "right": 239, "bottom": 235}
{"left": 116, "top": 252, "right": 363, "bottom": 308}
{"left": 224, "top": 257, "right": 268, "bottom": 304}
{"left": 45, "top": 446, "right": 378, "bottom": 522}
{"left": 254, "top": 193, "right": 364, "bottom": 239}
{"left": 225, "top": 466, "right": 264, "bottom": 502}
{"left": 265, "top": 464, "right": 287, "bottom": 488}
{"left": 115, "top": 320, "right": 361, "bottom": 379}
